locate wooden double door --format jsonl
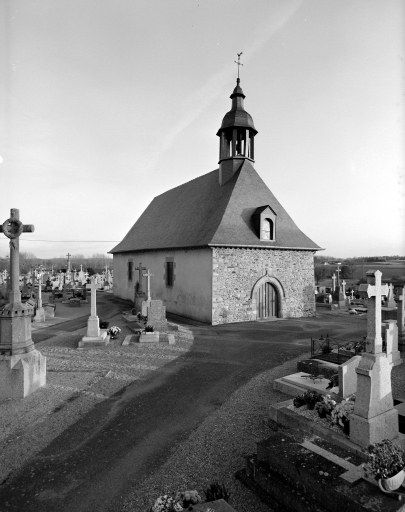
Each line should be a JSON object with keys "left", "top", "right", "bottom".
{"left": 256, "top": 282, "right": 278, "bottom": 319}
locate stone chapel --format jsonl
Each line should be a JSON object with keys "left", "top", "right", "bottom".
{"left": 110, "top": 79, "right": 321, "bottom": 324}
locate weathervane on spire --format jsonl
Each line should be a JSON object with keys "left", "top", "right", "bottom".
{"left": 234, "top": 52, "right": 243, "bottom": 80}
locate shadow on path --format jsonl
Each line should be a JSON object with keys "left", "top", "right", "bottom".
{"left": 0, "top": 314, "right": 366, "bottom": 512}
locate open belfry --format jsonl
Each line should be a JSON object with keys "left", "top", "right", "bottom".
{"left": 111, "top": 75, "right": 321, "bottom": 324}
{"left": 0, "top": 209, "right": 46, "bottom": 398}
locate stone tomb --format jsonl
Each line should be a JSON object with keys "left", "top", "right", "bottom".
{"left": 241, "top": 270, "right": 405, "bottom": 510}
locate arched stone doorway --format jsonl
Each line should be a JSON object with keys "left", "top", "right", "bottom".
{"left": 256, "top": 281, "right": 278, "bottom": 318}
{"left": 251, "top": 274, "right": 286, "bottom": 319}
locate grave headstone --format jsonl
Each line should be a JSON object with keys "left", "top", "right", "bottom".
{"left": 0, "top": 208, "right": 46, "bottom": 398}
{"left": 337, "top": 355, "right": 362, "bottom": 400}
{"left": 350, "top": 270, "right": 397, "bottom": 447}
{"left": 385, "top": 282, "right": 396, "bottom": 308}
{"left": 147, "top": 300, "right": 167, "bottom": 330}
{"left": 384, "top": 319, "right": 402, "bottom": 366}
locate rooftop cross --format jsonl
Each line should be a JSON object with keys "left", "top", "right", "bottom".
{"left": 234, "top": 52, "right": 243, "bottom": 79}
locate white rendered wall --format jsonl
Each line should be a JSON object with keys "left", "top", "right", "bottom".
{"left": 113, "top": 248, "right": 213, "bottom": 323}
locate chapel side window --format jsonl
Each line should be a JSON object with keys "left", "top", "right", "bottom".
{"left": 166, "top": 261, "right": 174, "bottom": 287}
{"left": 127, "top": 261, "right": 133, "bottom": 281}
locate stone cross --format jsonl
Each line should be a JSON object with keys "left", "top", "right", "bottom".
{"left": 90, "top": 276, "right": 97, "bottom": 317}
{"left": 398, "top": 288, "right": 405, "bottom": 345}
{"left": 351, "top": 270, "right": 398, "bottom": 447}
{"left": 366, "top": 270, "right": 388, "bottom": 354}
{"left": 336, "top": 265, "right": 341, "bottom": 287}
{"left": 143, "top": 269, "right": 154, "bottom": 301}
{"left": 135, "top": 262, "right": 147, "bottom": 292}
{"left": 342, "top": 280, "right": 346, "bottom": 296}
{"left": 331, "top": 274, "right": 336, "bottom": 291}
{"left": 0, "top": 209, "right": 35, "bottom": 304}
{"left": 37, "top": 272, "right": 42, "bottom": 308}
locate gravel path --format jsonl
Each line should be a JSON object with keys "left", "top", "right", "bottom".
{"left": 121, "top": 354, "right": 307, "bottom": 512}
{"left": 0, "top": 316, "right": 194, "bottom": 485}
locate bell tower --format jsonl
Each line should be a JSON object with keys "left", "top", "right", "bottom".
{"left": 217, "top": 76, "right": 258, "bottom": 186}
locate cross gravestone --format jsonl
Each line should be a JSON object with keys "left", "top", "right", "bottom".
{"left": 78, "top": 276, "right": 108, "bottom": 348}
{"left": 141, "top": 269, "right": 153, "bottom": 316}
{"left": 133, "top": 262, "right": 147, "bottom": 314}
{"left": 33, "top": 272, "right": 45, "bottom": 322}
{"left": 331, "top": 274, "right": 336, "bottom": 291}
{"left": 398, "top": 288, "right": 405, "bottom": 348}
{"left": 350, "top": 270, "right": 398, "bottom": 447}
{"left": 0, "top": 208, "right": 46, "bottom": 398}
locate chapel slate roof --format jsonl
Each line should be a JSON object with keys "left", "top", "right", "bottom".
{"left": 110, "top": 160, "right": 321, "bottom": 254}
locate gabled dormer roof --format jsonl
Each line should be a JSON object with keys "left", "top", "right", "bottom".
{"left": 110, "top": 161, "right": 321, "bottom": 254}
{"left": 253, "top": 205, "right": 277, "bottom": 216}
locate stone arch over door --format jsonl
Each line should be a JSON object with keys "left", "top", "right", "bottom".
{"left": 250, "top": 274, "right": 286, "bottom": 319}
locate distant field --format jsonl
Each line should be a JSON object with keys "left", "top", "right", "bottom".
{"left": 316, "top": 263, "right": 405, "bottom": 281}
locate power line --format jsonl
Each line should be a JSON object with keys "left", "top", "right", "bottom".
{"left": 17, "top": 239, "right": 120, "bottom": 243}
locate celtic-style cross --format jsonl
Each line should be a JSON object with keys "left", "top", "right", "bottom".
{"left": 234, "top": 52, "right": 243, "bottom": 79}
{"left": 0, "top": 209, "right": 35, "bottom": 304}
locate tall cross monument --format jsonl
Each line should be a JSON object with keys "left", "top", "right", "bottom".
{"left": 143, "top": 269, "right": 154, "bottom": 302}
{"left": 0, "top": 208, "right": 46, "bottom": 398}
{"left": 350, "top": 270, "right": 398, "bottom": 447}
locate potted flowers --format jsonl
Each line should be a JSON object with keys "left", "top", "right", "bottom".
{"left": 150, "top": 490, "right": 202, "bottom": 512}
{"left": 315, "top": 394, "right": 336, "bottom": 418}
{"left": 107, "top": 326, "right": 121, "bottom": 339}
{"left": 303, "top": 390, "right": 322, "bottom": 410}
{"left": 330, "top": 395, "right": 355, "bottom": 434}
{"left": 363, "top": 439, "right": 405, "bottom": 492}
{"left": 293, "top": 393, "right": 306, "bottom": 408}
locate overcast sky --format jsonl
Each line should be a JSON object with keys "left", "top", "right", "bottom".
{"left": 0, "top": 0, "right": 404, "bottom": 259}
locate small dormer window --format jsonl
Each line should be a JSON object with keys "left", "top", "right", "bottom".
{"left": 252, "top": 206, "right": 277, "bottom": 241}
{"left": 262, "top": 218, "right": 274, "bottom": 240}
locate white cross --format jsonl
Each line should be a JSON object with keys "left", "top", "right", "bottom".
{"left": 366, "top": 270, "right": 389, "bottom": 353}
{"left": 143, "top": 269, "right": 154, "bottom": 301}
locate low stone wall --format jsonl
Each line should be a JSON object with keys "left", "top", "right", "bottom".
{"left": 212, "top": 247, "right": 316, "bottom": 324}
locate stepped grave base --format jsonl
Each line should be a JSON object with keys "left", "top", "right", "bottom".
{"left": 237, "top": 402, "right": 405, "bottom": 512}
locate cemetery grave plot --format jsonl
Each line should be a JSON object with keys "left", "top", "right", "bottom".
{"left": 311, "top": 333, "right": 367, "bottom": 364}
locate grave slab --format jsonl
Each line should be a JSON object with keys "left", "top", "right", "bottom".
{"left": 273, "top": 371, "right": 332, "bottom": 397}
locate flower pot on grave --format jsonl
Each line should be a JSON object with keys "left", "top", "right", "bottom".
{"left": 379, "top": 470, "right": 405, "bottom": 492}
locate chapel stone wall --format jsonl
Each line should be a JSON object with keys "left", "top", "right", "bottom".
{"left": 212, "top": 247, "right": 316, "bottom": 325}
